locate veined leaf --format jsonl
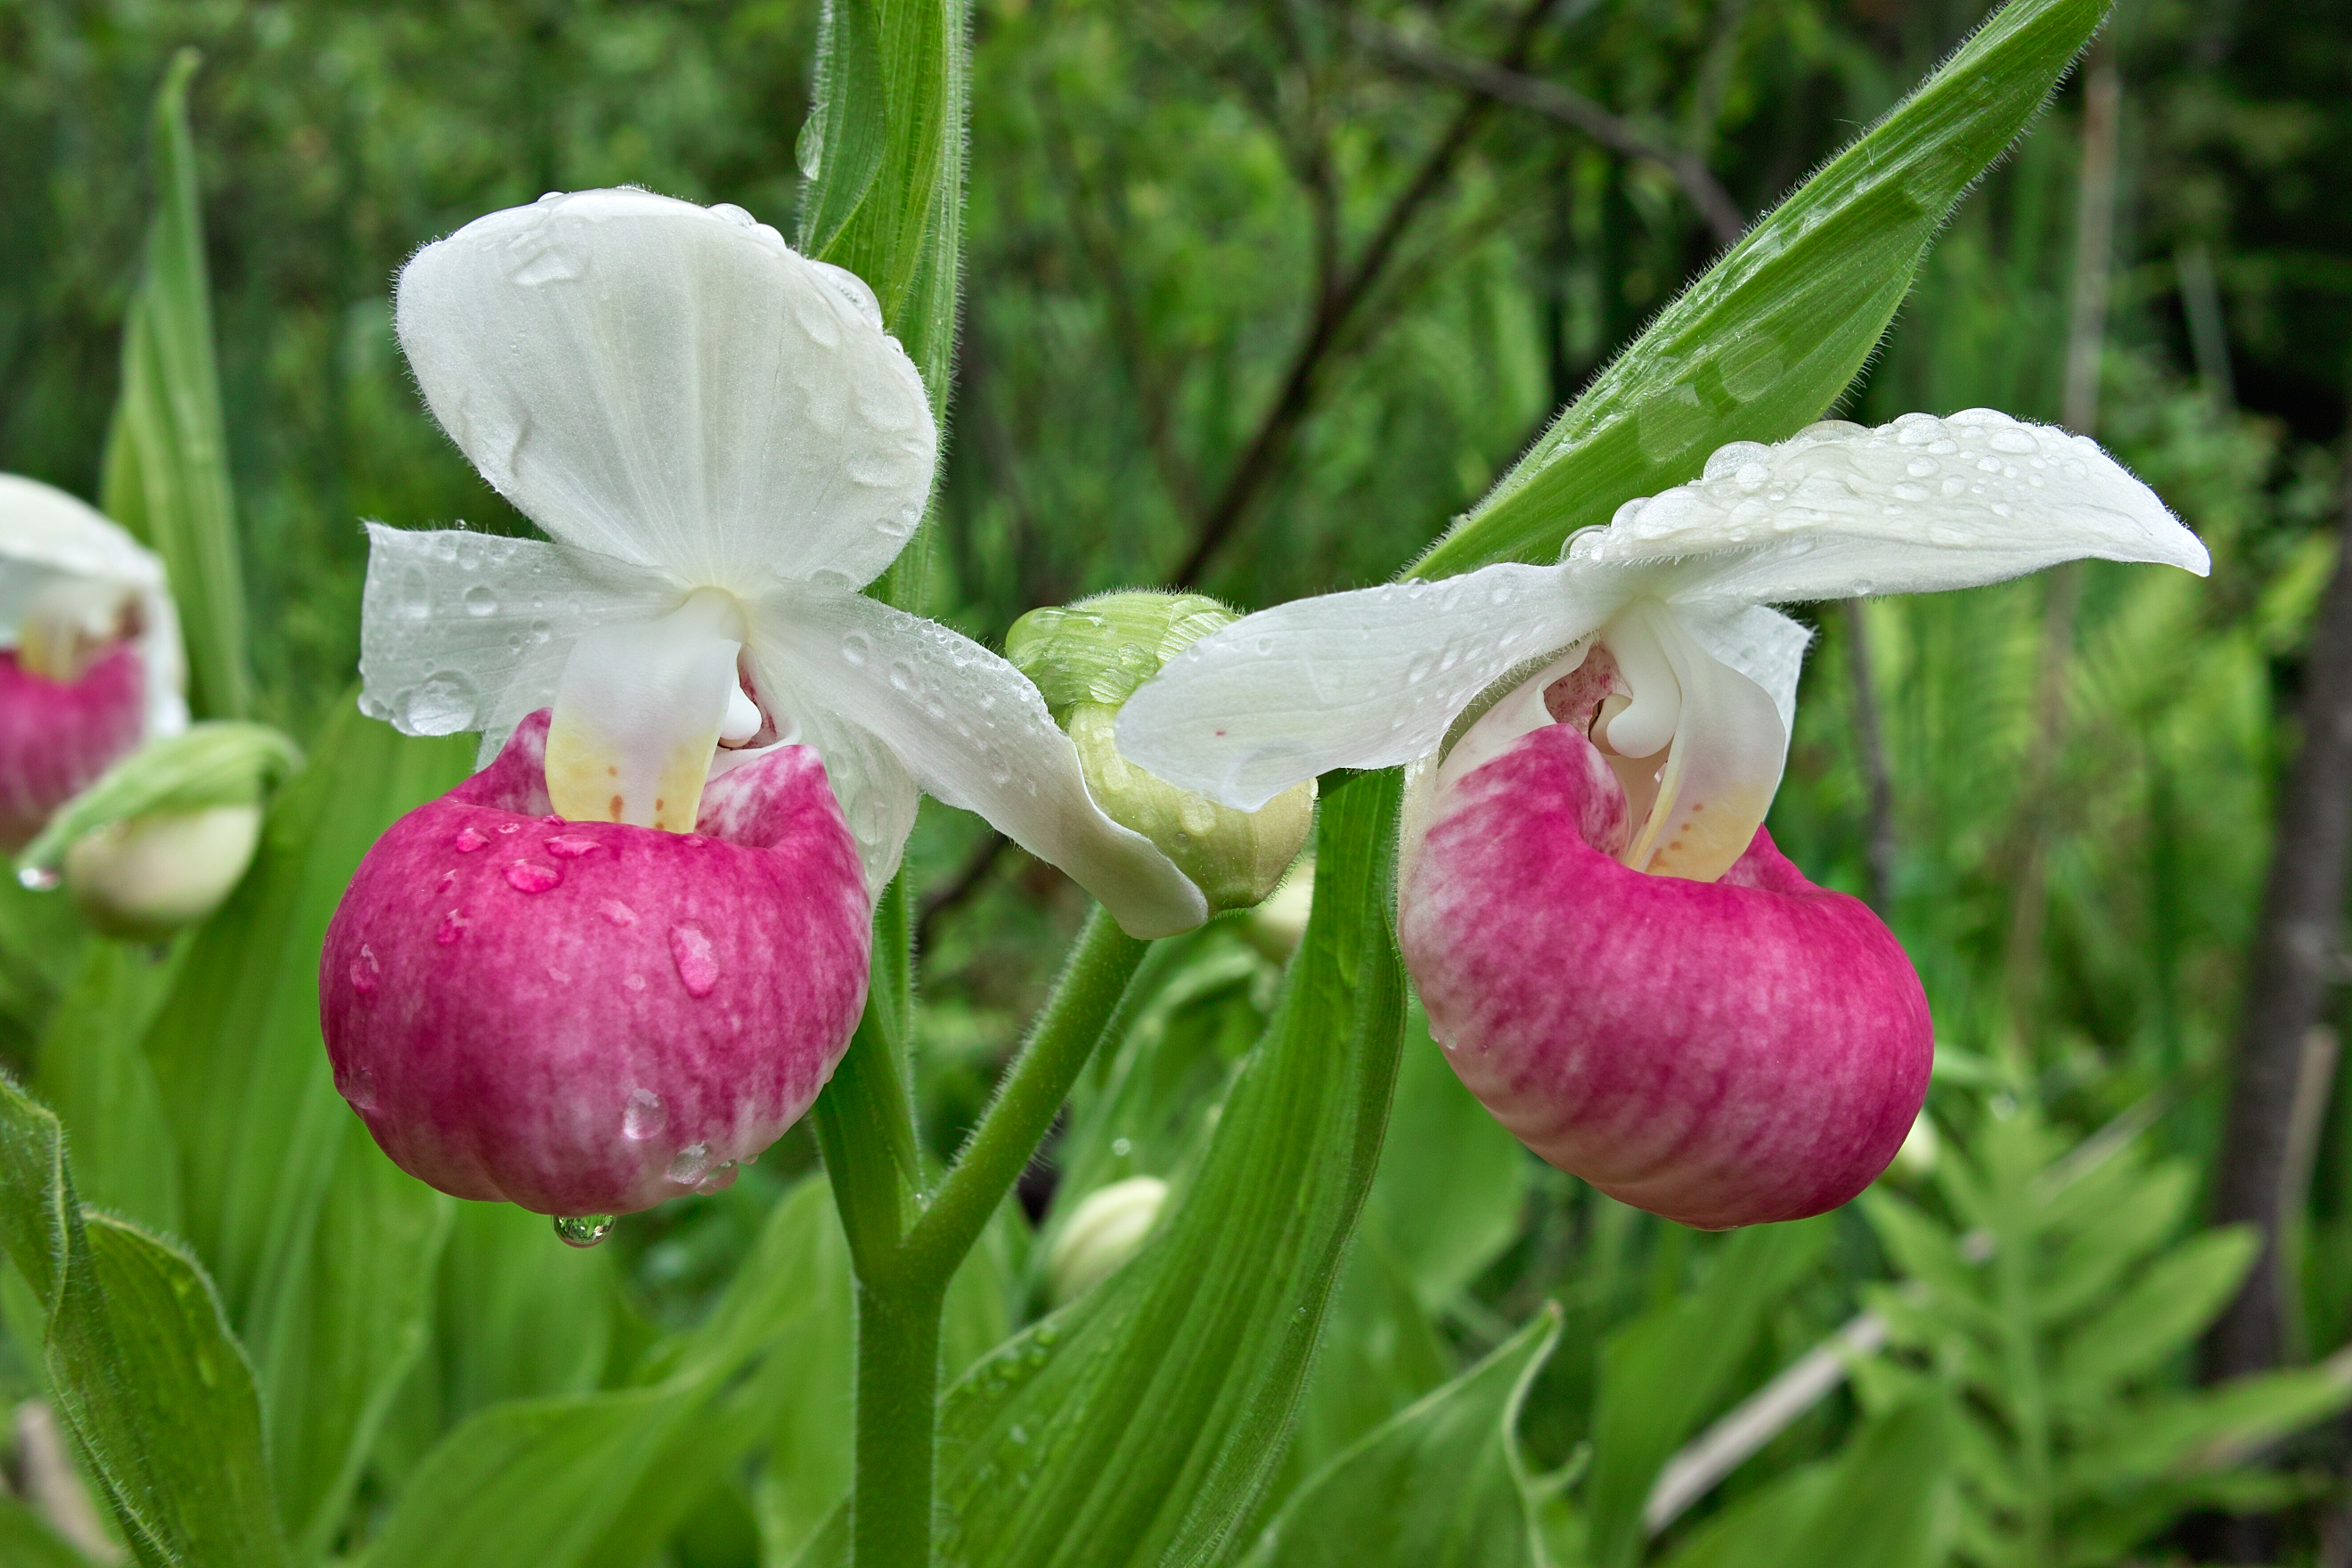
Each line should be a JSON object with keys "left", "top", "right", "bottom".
{"left": 100, "top": 48, "right": 250, "bottom": 721}
{"left": 812, "top": 769, "right": 1406, "bottom": 1568}
{"left": 0, "top": 1074, "right": 286, "bottom": 1567}
{"left": 33, "top": 941, "right": 182, "bottom": 1233}
{"left": 2051, "top": 1226, "right": 2258, "bottom": 1403}
{"left": 1412, "top": 0, "right": 2108, "bottom": 580}
{"left": 1237, "top": 1305, "right": 1561, "bottom": 1568}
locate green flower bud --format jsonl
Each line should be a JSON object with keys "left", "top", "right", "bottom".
{"left": 1009, "top": 592, "right": 1312, "bottom": 914}
{"left": 1047, "top": 1175, "right": 1167, "bottom": 1304}
{"left": 20, "top": 722, "right": 300, "bottom": 939}
{"left": 1885, "top": 1109, "right": 1940, "bottom": 1183}
{"left": 1244, "top": 858, "right": 1314, "bottom": 961}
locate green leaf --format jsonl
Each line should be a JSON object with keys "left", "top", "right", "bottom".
{"left": 260, "top": 1131, "right": 453, "bottom": 1560}
{"left": 1411, "top": 0, "right": 2107, "bottom": 581}
{"left": 2059, "top": 1362, "right": 2352, "bottom": 1492}
{"left": 2052, "top": 1226, "right": 2258, "bottom": 1403}
{"left": 33, "top": 941, "right": 182, "bottom": 1233}
{"left": 1362, "top": 1000, "right": 1530, "bottom": 1311}
{"left": 908, "top": 768, "right": 1407, "bottom": 1568}
{"left": 1585, "top": 1218, "right": 1833, "bottom": 1568}
{"left": 1274, "top": 1234, "right": 1456, "bottom": 1503}
{"left": 0, "top": 1074, "right": 287, "bottom": 1567}
{"left": 431, "top": 1201, "right": 617, "bottom": 1424}
{"left": 797, "top": 0, "right": 968, "bottom": 610}
{"left": 1237, "top": 1305, "right": 1561, "bottom": 1568}
{"left": 1658, "top": 1392, "right": 1957, "bottom": 1568}
{"left": 0, "top": 1490, "right": 100, "bottom": 1568}
{"left": 101, "top": 48, "right": 250, "bottom": 722}
{"left": 135, "top": 697, "right": 470, "bottom": 1548}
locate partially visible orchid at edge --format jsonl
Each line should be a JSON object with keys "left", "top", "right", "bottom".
{"left": 1117, "top": 412, "right": 2210, "bottom": 1228}
{"left": 321, "top": 189, "right": 1205, "bottom": 1230}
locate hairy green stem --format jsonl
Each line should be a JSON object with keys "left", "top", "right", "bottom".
{"left": 820, "top": 894, "right": 1153, "bottom": 1567}
{"left": 903, "top": 903, "right": 1149, "bottom": 1281}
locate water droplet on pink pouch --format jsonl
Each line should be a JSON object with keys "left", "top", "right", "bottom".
{"left": 624, "top": 1090, "right": 667, "bottom": 1140}
{"left": 437, "top": 910, "right": 469, "bottom": 945}
{"left": 505, "top": 861, "right": 562, "bottom": 894}
{"left": 666, "top": 1143, "right": 714, "bottom": 1185}
{"left": 349, "top": 945, "right": 381, "bottom": 995}
{"left": 498, "top": 822, "right": 520, "bottom": 835}
{"left": 545, "top": 835, "right": 600, "bottom": 859}
{"left": 454, "top": 827, "right": 489, "bottom": 853}
{"left": 625, "top": 973, "right": 647, "bottom": 992}
{"left": 339, "top": 1066, "right": 379, "bottom": 1111}
{"left": 600, "top": 899, "right": 637, "bottom": 927}
{"left": 670, "top": 926, "right": 720, "bottom": 997}
{"left": 695, "top": 1160, "right": 739, "bottom": 1196}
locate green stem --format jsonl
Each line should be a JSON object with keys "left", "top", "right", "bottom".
{"left": 851, "top": 1275, "right": 947, "bottom": 1568}
{"left": 902, "top": 903, "right": 1148, "bottom": 1280}
{"left": 821, "top": 896, "right": 1152, "bottom": 1568}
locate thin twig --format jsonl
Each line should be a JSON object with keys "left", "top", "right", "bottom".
{"left": 1165, "top": 0, "right": 1560, "bottom": 589}
{"left": 1355, "top": 20, "right": 1745, "bottom": 249}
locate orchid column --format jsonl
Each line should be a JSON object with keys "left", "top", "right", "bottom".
{"left": 1121, "top": 412, "right": 2210, "bottom": 1228}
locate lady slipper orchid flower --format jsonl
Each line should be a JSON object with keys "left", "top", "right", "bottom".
{"left": 322, "top": 190, "right": 1203, "bottom": 1229}
{"left": 0, "top": 475, "right": 185, "bottom": 853}
{"left": 1118, "top": 412, "right": 2209, "bottom": 1229}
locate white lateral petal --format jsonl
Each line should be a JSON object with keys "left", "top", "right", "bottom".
{"left": 757, "top": 590, "right": 1209, "bottom": 939}
{"left": 357, "top": 524, "right": 680, "bottom": 764}
{"left": 1569, "top": 412, "right": 2209, "bottom": 605}
{"left": 1676, "top": 603, "right": 1811, "bottom": 765}
{"left": 1115, "top": 563, "right": 1632, "bottom": 811}
{"left": 0, "top": 474, "right": 185, "bottom": 738}
{"left": 396, "top": 189, "right": 935, "bottom": 593}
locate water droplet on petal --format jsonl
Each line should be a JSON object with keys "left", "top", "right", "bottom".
{"left": 695, "top": 1160, "right": 739, "bottom": 1196}
{"left": 455, "top": 827, "right": 489, "bottom": 853}
{"left": 339, "top": 1066, "right": 379, "bottom": 1111}
{"left": 624, "top": 1090, "right": 667, "bottom": 1141}
{"left": 840, "top": 631, "right": 872, "bottom": 666}
{"left": 667, "top": 1143, "right": 714, "bottom": 1185}
{"left": 554, "top": 1214, "right": 615, "bottom": 1247}
{"left": 506, "top": 861, "right": 561, "bottom": 894}
{"left": 350, "top": 944, "right": 381, "bottom": 995}
{"left": 400, "top": 566, "right": 433, "bottom": 619}
{"left": 509, "top": 243, "right": 587, "bottom": 286}
{"left": 545, "top": 835, "right": 600, "bottom": 860}
{"left": 670, "top": 925, "right": 720, "bottom": 997}
{"left": 437, "top": 910, "right": 469, "bottom": 945}
{"left": 709, "top": 202, "right": 755, "bottom": 227}
{"left": 462, "top": 584, "right": 499, "bottom": 617}
{"left": 600, "top": 899, "right": 638, "bottom": 927}
{"left": 402, "top": 671, "right": 481, "bottom": 734}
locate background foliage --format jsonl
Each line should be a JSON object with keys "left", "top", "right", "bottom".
{"left": 4, "top": 0, "right": 2352, "bottom": 1563}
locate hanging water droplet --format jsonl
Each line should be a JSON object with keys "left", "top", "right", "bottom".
{"left": 667, "top": 1143, "right": 715, "bottom": 1185}
{"left": 553, "top": 1214, "right": 615, "bottom": 1247}
{"left": 623, "top": 1090, "right": 667, "bottom": 1141}
{"left": 17, "top": 865, "right": 59, "bottom": 892}
{"left": 402, "top": 671, "right": 481, "bottom": 734}
{"left": 695, "top": 1160, "right": 739, "bottom": 1196}
{"left": 339, "top": 1065, "right": 379, "bottom": 1111}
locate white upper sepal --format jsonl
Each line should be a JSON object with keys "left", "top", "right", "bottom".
{"left": 1571, "top": 411, "right": 2209, "bottom": 602}
{"left": 756, "top": 589, "right": 1209, "bottom": 938}
{"left": 1115, "top": 562, "right": 1637, "bottom": 811}
{"left": 395, "top": 189, "right": 935, "bottom": 594}
{"left": 357, "top": 523, "right": 680, "bottom": 763}
{"left": 0, "top": 473, "right": 186, "bottom": 739}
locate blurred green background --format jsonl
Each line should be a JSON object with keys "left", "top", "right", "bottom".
{"left": 6, "top": 0, "right": 2352, "bottom": 1561}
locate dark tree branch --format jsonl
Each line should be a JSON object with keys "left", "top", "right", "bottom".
{"left": 916, "top": 830, "right": 1012, "bottom": 953}
{"left": 1839, "top": 600, "right": 1898, "bottom": 916}
{"left": 2206, "top": 401, "right": 2352, "bottom": 1384}
{"left": 1355, "top": 20, "right": 1746, "bottom": 250}
{"left": 1165, "top": 0, "right": 1558, "bottom": 590}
